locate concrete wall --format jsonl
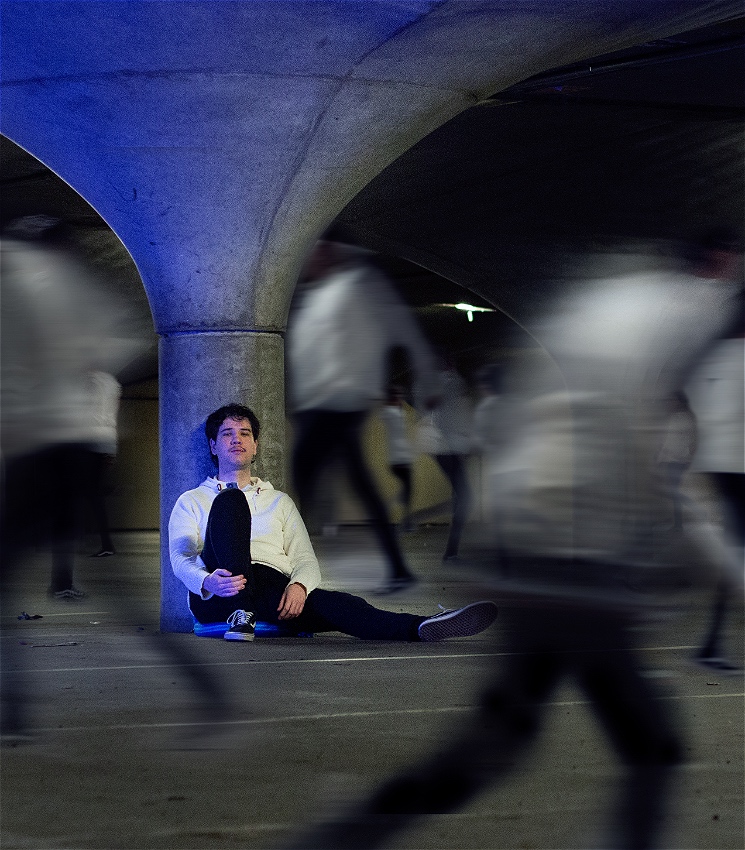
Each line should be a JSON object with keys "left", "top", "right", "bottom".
{"left": 109, "top": 381, "right": 160, "bottom": 530}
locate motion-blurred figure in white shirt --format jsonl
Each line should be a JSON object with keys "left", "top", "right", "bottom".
{"left": 282, "top": 234, "right": 742, "bottom": 850}
{"left": 287, "top": 227, "right": 438, "bottom": 594}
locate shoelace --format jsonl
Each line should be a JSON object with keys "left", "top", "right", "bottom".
{"left": 226, "top": 609, "right": 252, "bottom": 627}
{"left": 429, "top": 603, "right": 454, "bottom": 619}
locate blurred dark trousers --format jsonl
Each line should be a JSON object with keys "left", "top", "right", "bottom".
{"left": 1, "top": 443, "right": 93, "bottom": 732}
{"left": 698, "top": 471, "right": 744, "bottom": 656}
{"left": 1, "top": 443, "right": 93, "bottom": 592}
{"left": 83, "top": 451, "right": 115, "bottom": 552}
{"left": 291, "top": 409, "right": 411, "bottom": 580}
{"left": 188, "top": 488, "right": 422, "bottom": 640}
{"left": 354, "top": 603, "right": 681, "bottom": 850}
{"left": 390, "top": 464, "right": 412, "bottom": 513}
{"left": 434, "top": 453, "right": 472, "bottom": 558}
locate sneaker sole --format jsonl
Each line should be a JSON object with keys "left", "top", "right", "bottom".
{"left": 224, "top": 631, "right": 255, "bottom": 641}
{"left": 419, "top": 601, "right": 498, "bottom": 642}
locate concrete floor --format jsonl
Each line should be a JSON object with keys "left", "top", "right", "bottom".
{"left": 1, "top": 526, "right": 743, "bottom": 850}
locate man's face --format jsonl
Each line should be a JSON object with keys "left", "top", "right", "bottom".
{"left": 209, "top": 417, "right": 257, "bottom": 474}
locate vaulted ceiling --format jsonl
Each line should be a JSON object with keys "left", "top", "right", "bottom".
{"left": 2, "top": 14, "right": 743, "bottom": 382}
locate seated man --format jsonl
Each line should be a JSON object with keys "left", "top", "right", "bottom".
{"left": 169, "top": 403, "right": 498, "bottom": 642}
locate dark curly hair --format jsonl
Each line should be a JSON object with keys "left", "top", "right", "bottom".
{"left": 205, "top": 404, "right": 260, "bottom": 467}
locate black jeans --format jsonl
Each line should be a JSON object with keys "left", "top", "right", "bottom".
{"left": 292, "top": 409, "right": 412, "bottom": 580}
{"left": 188, "top": 488, "right": 424, "bottom": 641}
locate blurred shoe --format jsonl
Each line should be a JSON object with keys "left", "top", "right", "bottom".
{"left": 90, "top": 549, "right": 115, "bottom": 557}
{"left": 50, "top": 587, "right": 86, "bottom": 600}
{"left": 419, "top": 601, "right": 498, "bottom": 641}
{"left": 694, "top": 655, "right": 742, "bottom": 674}
{"left": 376, "top": 573, "right": 417, "bottom": 595}
{"left": 224, "top": 609, "right": 256, "bottom": 641}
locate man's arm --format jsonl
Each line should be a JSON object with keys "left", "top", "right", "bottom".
{"left": 273, "top": 495, "right": 321, "bottom": 619}
{"left": 280, "top": 497, "right": 322, "bottom": 595}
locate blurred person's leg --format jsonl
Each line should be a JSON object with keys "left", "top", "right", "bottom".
{"left": 712, "top": 472, "right": 745, "bottom": 547}
{"left": 435, "top": 454, "right": 472, "bottom": 559}
{"left": 283, "top": 603, "right": 681, "bottom": 850}
{"left": 337, "top": 412, "right": 414, "bottom": 585}
{"left": 2, "top": 445, "right": 88, "bottom": 732}
{"left": 577, "top": 613, "right": 682, "bottom": 850}
{"left": 292, "top": 410, "right": 344, "bottom": 519}
{"left": 86, "top": 452, "right": 115, "bottom": 555}
{"left": 0, "top": 450, "right": 43, "bottom": 735}
{"left": 49, "top": 444, "right": 91, "bottom": 595}
{"left": 1, "top": 451, "right": 233, "bottom": 738}
{"left": 282, "top": 607, "right": 564, "bottom": 850}
{"left": 390, "top": 464, "right": 413, "bottom": 527}
{"left": 696, "top": 471, "right": 744, "bottom": 667}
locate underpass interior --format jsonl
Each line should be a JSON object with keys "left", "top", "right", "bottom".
{"left": 1, "top": 8, "right": 744, "bottom": 850}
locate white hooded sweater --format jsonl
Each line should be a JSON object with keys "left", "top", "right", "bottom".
{"left": 169, "top": 477, "right": 322, "bottom": 599}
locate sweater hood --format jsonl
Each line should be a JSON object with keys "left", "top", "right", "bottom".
{"left": 200, "top": 476, "right": 274, "bottom": 494}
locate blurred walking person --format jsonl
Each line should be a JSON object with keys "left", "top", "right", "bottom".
{"left": 1, "top": 216, "right": 228, "bottom": 740}
{"left": 85, "top": 370, "right": 121, "bottom": 558}
{"left": 687, "top": 334, "right": 744, "bottom": 673}
{"left": 287, "top": 227, "right": 438, "bottom": 594}
{"left": 282, "top": 237, "right": 742, "bottom": 850}
{"left": 682, "top": 228, "right": 744, "bottom": 674}
{"left": 379, "top": 385, "right": 415, "bottom": 532}
{"left": 423, "top": 354, "right": 473, "bottom": 561}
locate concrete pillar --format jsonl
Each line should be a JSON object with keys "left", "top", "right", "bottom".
{"left": 158, "top": 330, "right": 285, "bottom": 633}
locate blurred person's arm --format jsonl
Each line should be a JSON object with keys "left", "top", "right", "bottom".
{"left": 373, "top": 270, "right": 440, "bottom": 407}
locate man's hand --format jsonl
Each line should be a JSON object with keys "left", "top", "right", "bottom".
{"left": 203, "top": 568, "right": 246, "bottom": 597}
{"left": 278, "top": 582, "right": 307, "bottom": 620}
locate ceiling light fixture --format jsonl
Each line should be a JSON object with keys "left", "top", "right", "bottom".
{"left": 453, "top": 302, "right": 496, "bottom": 322}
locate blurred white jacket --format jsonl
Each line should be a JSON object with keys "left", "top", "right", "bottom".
{"left": 288, "top": 262, "right": 438, "bottom": 413}
{"left": 428, "top": 368, "right": 472, "bottom": 455}
{"left": 1, "top": 238, "right": 141, "bottom": 459}
{"left": 687, "top": 337, "right": 744, "bottom": 474}
{"left": 490, "top": 266, "right": 741, "bottom": 578}
{"left": 379, "top": 404, "right": 413, "bottom": 465}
